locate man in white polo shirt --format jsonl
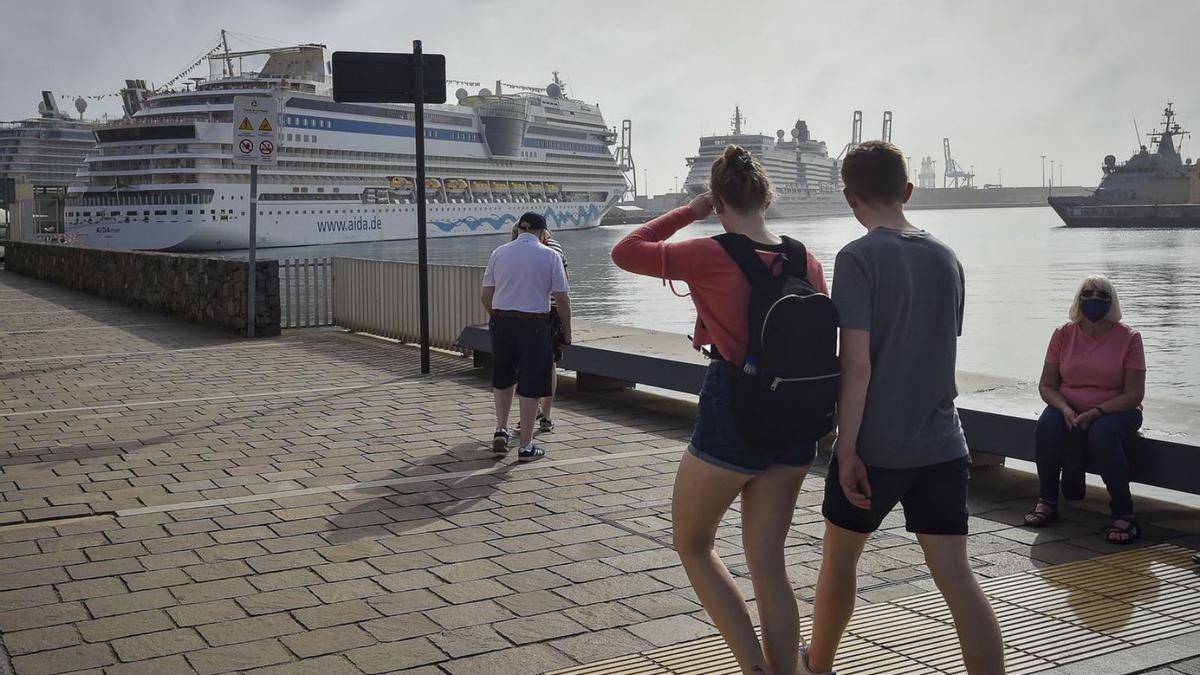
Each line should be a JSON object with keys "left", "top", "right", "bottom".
{"left": 481, "top": 212, "right": 572, "bottom": 461}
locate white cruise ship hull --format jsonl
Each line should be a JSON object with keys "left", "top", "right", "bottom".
{"left": 68, "top": 196, "right": 615, "bottom": 251}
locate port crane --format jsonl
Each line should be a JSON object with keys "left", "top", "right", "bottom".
{"left": 838, "top": 110, "right": 863, "bottom": 160}
{"left": 918, "top": 156, "right": 937, "bottom": 188}
{"left": 880, "top": 111, "right": 892, "bottom": 143}
{"left": 942, "top": 138, "right": 975, "bottom": 188}
{"left": 614, "top": 119, "right": 637, "bottom": 199}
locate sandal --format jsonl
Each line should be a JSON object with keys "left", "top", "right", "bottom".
{"left": 1023, "top": 500, "right": 1059, "bottom": 528}
{"left": 1106, "top": 517, "right": 1140, "bottom": 545}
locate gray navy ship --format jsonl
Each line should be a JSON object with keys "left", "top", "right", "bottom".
{"left": 1050, "top": 103, "right": 1200, "bottom": 228}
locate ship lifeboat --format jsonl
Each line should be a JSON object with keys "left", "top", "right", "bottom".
{"left": 425, "top": 178, "right": 443, "bottom": 190}
{"left": 388, "top": 176, "right": 414, "bottom": 191}
{"left": 545, "top": 183, "right": 560, "bottom": 193}
{"left": 445, "top": 178, "right": 469, "bottom": 193}
{"left": 528, "top": 182, "right": 545, "bottom": 193}
{"left": 470, "top": 180, "right": 491, "bottom": 192}
{"left": 510, "top": 181, "right": 528, "bottom": 192}
{"left": 491, "top": 181, "right": 510, "bottom": 192}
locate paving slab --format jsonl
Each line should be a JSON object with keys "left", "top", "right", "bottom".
{"left": 2, "top": 270, "right": 1199, "bottom": 674}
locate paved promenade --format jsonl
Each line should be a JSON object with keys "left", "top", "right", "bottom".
{"left": 1, "top": 269, "right": 1199, "bottom": 675}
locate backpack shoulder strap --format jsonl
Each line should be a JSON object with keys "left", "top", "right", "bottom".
{"left": 713, "top": 233, "right": 771, "bottom": 284}
{"left": 779, "top": 236, "right": 810, "bottom": 283}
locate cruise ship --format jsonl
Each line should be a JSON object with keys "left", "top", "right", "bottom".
{"left": 1, "top": 92, "right": 99, "bottom": 231}
{"left": 65, "top": 42, "right": 627, "bottom": 250}
{"left": 682, "top": 108, "right": 847, "bottom": 219}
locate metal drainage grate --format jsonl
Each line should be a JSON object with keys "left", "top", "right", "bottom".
{"left": 547, "top": 544, "right": 1200, "bottom": 675}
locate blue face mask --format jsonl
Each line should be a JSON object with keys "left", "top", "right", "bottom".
{"left": 1081, "top": 298, "right": 1110, "bottom": 322}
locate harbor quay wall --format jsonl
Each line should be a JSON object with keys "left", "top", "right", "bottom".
{"left": 1, "top": 240, "right": 280, "bottom": 337}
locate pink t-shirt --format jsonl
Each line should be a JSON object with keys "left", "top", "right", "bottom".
{"left": 1045, "top": 321, "right": 1146, "bottom": 411}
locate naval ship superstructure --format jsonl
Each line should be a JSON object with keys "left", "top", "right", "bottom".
{"left": 1050, "top": 103, "right": 1200, "bottom": 228}
{"left": 65, "top": 42, "right": 627, "bottom": 250}
{"left": 682, "top": 108, "right": 847, "bottom": 219}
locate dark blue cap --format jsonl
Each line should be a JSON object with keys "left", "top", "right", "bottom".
{"left": 517, "top": 212, "right": 547, "bottom": 231}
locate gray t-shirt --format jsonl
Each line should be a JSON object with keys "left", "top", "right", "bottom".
{"left": 832, "top": 227, "right": 968, "bottom": 469}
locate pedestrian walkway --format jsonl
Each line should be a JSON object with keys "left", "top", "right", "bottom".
{"left": 2, "top": 269, "right": 1199, "bottom": 675}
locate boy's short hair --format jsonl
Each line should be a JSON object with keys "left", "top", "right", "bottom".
{"left": 841, "top": 141, "right": 908, "bottom": 204}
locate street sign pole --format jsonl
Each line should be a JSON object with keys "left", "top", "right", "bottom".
{"left": 232, "top": 95, "right": 277, "bottom": 339}
{"left": 247, "top": 165, "right": 258, "bottom": 338}
{"left": 413, "top": 40, "right": 431, "bottom": 375}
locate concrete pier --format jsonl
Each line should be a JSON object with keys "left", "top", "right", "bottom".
{"left": 2, "top": 268, "right": 1200, "bottom": 674}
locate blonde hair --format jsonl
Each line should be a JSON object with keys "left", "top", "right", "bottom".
{"left": 709, "top": 144, "right": 776, "bottom": 213}
{"left": 1068, "top": 274, "right": 1122, "bottom": 322}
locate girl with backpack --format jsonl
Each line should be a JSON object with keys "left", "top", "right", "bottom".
{"left": 612, "top": 144, "right": 834, "bottom": 675}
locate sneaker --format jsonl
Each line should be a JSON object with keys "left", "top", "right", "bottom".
{"left": 517, "top": 444, "right": 546, "bottom": 463}
{"left": 800, "top": 644, "right": 836, "bottom": 675}
{"left": 537, "top": 414, "right": 555, "bottom": 433}
{"left": 491, "top": 429, "right": 510, "bottom": 455}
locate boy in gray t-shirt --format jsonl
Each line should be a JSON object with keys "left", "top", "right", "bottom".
{"left": 801, "top": 143, "right": 1004, "bottom": 675}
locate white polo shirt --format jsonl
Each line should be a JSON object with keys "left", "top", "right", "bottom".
{"left": 483, "top": 233, "right": 569, "bottom": 313}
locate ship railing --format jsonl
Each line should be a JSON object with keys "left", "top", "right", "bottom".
{"left": 330, "top": 257, "right": 488, "bottom": 352}
{"left": 279, "top": 257, "right": 334, "bottom": 329}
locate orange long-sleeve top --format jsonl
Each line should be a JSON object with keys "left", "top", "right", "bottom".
{"left": 611, "top": 206, "right": 829, "bottom": 367}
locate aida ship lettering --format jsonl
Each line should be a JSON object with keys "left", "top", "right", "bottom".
{"left": 65, "top": 40, "right": 627, "bottom": 251}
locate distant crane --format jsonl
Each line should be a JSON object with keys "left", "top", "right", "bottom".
{"left": 880, "top": 111, "right": 892, "bottom": 144}
{"left": 918, "top": 155, "right": 937, "bottom": 189}
{"left": 942, "top": 138, "right": 975, "bottom": 188}
{"left": 838, "top": 110, "right": 863, "bottom": 160}
{"left": 614, "top": 119, "right": 637, "bottom": 200}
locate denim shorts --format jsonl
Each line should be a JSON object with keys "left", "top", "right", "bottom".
{"left": 688, "top": 361, "right": 818, "bottom": 474}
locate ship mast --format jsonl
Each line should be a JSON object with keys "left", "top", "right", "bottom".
{"left": 731, "top": 106, "right": 744, "bottom": 135}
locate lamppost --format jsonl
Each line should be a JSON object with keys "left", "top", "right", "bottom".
{"left": 643, "top": 169, "right": 648, "bottom": 198}
{"left": 674, "top": 176, "right": 679, "bottom": 194}
{"left": 1041, "top": 155, "right": 1046, "bottom": 188}
{"left": 1049, "top": 159, "right": 1055, "bottom": 197}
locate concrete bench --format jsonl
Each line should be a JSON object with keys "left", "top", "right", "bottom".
{"left": 458, "top": 320, "right": 1200, "bottom": 495}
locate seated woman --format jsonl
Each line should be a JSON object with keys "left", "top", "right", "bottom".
{"left": 1024, "top": 275, "right": 1146, "bottom": 544}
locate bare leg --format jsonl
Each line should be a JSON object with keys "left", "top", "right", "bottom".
{"left": 494, "top": 385, "right": 515, "bottom": 432}
{"left": 673, "top": 452, "right": 768, "bottom": 674}
{"left": 917, "top": 534, "right": 1005, "bottom": 675}
{"left": 742, "top": 464, "right": 810, "bottom": 675}
{"left": 539, "top": 371, "right": 557, "bottom": 420}
{"left": 517, "top": 395, "right": 539, "bottom": 448}
{"left": 807, "top": 521, "right": 870, "bottom": 672}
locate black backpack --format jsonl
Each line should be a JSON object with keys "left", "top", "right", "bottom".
{"left": 714, "top": 233, "right": 840, "bottom": 449}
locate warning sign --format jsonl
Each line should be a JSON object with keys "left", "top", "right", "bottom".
{"left": 232, "top": 96, "right": 279, "bottom": 166}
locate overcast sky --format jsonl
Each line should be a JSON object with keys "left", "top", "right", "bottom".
{"left": 4, "top": 0, "right": 1197, "bottom": 192}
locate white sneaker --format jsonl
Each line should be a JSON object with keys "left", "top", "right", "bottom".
{"left": 800, "top": 644, "right": 836, "bottom": 675}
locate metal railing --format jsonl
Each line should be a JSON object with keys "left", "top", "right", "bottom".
{"left": 280, "top": 257, "right": 333, "bottom": 328}
{"left": 332, "top": 257, "right": 487, "bottom": 351}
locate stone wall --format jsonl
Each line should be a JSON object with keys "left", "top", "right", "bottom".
{"left": 1, "top": 241, "right": 280, "bottom": 337}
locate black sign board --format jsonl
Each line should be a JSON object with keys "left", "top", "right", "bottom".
{"left": 330, "top": 43, "right": 447, "bottom": 375}
{"left": 332, "top": 51, "right": 447, "bottom": 104}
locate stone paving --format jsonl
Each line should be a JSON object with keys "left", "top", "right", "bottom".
{"left": 1, "top": 269, "right": 1199, "bottom": 675}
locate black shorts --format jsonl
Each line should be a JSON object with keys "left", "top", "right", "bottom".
{"left": 822, "top": 455, "right": 971, "bottom": 535}
{"left": 490, "top": 315, "right": 554, "bottom": 398}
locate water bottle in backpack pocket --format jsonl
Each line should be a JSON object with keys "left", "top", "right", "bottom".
{"left": 715, "top": 233, "right": 840, "bottom": 450}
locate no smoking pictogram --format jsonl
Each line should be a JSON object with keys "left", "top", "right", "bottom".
{"left": 239, "top": 139, "right": 253, "bottom": 154}
{"left": 259, "top": 140, "right": 274, "bottom": 156}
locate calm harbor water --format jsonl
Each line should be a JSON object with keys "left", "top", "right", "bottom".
{"left": 218, "top": 207, "right": 1200, "bottom": 402}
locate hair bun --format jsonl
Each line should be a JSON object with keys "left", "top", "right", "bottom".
{"left": 722, "top": 144, "right": 754, "bottom": 171}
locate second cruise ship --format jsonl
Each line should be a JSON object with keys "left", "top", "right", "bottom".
{"left": 65, "top": 40, "right": 627, "bottom": 251}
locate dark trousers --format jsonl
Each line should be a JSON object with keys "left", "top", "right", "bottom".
{"left": 1035, "top": 405, "right": 1142, "bottom": 516}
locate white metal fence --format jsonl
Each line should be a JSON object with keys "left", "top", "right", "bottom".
{"left": 280, "top": 257, "right": 334, "bottom": 328}
{"left": 332, "top": 257, "right": 487, "bottom": 351}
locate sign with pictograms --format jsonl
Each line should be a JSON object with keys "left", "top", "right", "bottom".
{"left": 232, "top": 96, "right": 279, "bottom": 166}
